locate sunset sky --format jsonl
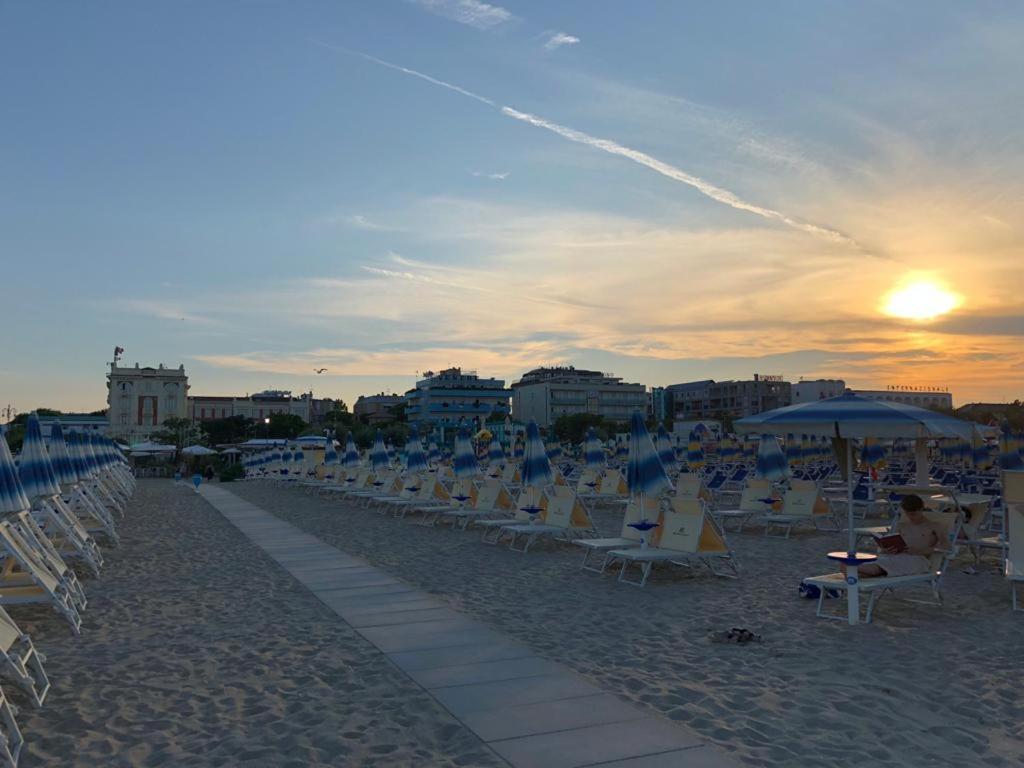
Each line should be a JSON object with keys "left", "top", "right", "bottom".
{"left": 3, "top": 1, "right": 1022, "bottom": 413}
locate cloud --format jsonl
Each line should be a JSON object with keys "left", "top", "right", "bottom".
{"left": 470, "top": 170, "right": 509, "bottom": 179}
{"left": 408, "top": 0, "right": 513, "bottom": 30}
{"left": 346, "top": 214, "right": 393, "bottom": 231}
{"left": 544, "top": 32, "right": 580, "bottom": 50}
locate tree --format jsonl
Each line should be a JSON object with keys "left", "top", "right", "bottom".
{"left": 151, "top": 417, "right": 201, "bottom": 449}
{"left": 388, "top": 402, "right": 407, "bottom": 423}
{"left": 552, "top": 413, "right": 608, "bottom": 444}
{"left": 266, "top": 413, "right": 307, "bottom": 439}
{"left": 201, "top": 415, "right": 254, "bottom": 446}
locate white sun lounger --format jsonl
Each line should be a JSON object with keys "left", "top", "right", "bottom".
{"left": 607, "top": 498, "right": 738, "bottom": 586}
{"left": 1002, "top": 471, "right": 1024, "bottom": 610}
{"left": 36, "top": 496, "right": 104, "bottom": 577}
{"left": 500, "top": 486, "right": 596, "bottom": 553}
{"left": 712, "top": 478, "right": 775, "bottom": 532}
{"left": 0, "top": 683, "right": 23, "bottom": 768}
{"left": 575, "top": 495, "right": 661, "bottom": 573}
{"left": 475, "top": 487, "right": 546, "bottom": 544}
{"left": 9, "top": 513, "right": 88, "bottom": 611}
{"left": 0, "top": 521, "right": 84, "bottom": 635}
{"left": 0, "top": 606, "right": 50, "bottom": 708}
{"left": 439, "top": 480, "right": 516, "bottom": 529}
{"left": 763, "top": 483, "right": 838, "bottom": 538}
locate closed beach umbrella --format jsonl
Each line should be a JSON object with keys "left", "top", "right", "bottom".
{"left": 487, "top": 436, "right": 505, "bottom": 465}
{"left": 999, "top": 427, "right": 1023, "bottom": 470}
{"left": 627, "top": 412, "right": 672, "bottom": 497}
{"left": 860, "top": 437, "right": 886, "bottom": 469}
{"left": 513, "top": 437, "right": 524, "bottom": 460}
{"left": 521, "top": 421, "right": 553, "bottom": 489}
{"left": 292, "top": 445, "right": 305, "bottom": 466}
{"left": 370, "top": 431, "right": 389, "bottom": 472}
{"left": 686, "top": 431, "right": 705, "bottom": 470}
{"left": 405, "top": 427, "right": 428, "bottom": 474}
{"left": 584, "top": 427, "right": 605, "bottom": 471}
{"left": 546, "top": 440, "right": 562, "bottom": 462}
{"left": 18, "top": 414, "right": 62, "bottom": 501}
{"left": 615, "top": 438, "right": 628, "bottom": 459}
{"left": 0, "top": 435, "right": 31, "bottom": 514}
{"left": 323, "top": 440, "right": 339, "bottom": 466}
{"left": 427, "top": 440, "right": 441, "bottom": 466}
{"left": 756, "top": 434, "right": 789, "bottom": 482}
{"left": 47, "top": 420, "right": 79, "bottom": 486}
{"left": 785, "top": 434, "right": 803, "bottom": 467}
{"left": 655, "top": 425, "right": 675, "bottom": 470}
{"left": 343, "top": 435, "right": 360, "bottom": 469}
{"left": 453, "top": 427, "right": 479, "bottom": 479}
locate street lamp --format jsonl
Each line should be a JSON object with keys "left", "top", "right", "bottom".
{"left": 263, "top": 417, "right": 270, "bottom": 440}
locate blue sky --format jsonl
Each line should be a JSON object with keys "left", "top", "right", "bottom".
{"left": 3, "top": 0, "right": 1023, "bottom": 413}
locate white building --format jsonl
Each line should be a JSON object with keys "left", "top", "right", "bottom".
{"left": 854, "top": 387, "right": 953, "bottom": 410}
{"left": 404, "top": 368, "right": 510, "bottom": 431}
{"left": 511, "top": 367, "right": 646, "bottom": 428}
{"left": 188, "top": 390, "right": 336, "bottom": 425}
{"left": 38, "top": 414, "right": 108, "bottom": 438}
{"left": 107, "top": 362, "right": 189, "bottom": 442}
{"left": 792, "top": 379, "right": 847, "bottom": 403}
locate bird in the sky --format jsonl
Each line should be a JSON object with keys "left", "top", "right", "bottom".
{"left": 314, "top": 368, "right": 328, "bottom": 374}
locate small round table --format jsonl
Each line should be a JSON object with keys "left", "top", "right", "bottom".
{"left": 826, "top": 551, "right": 878, "bottom": 625}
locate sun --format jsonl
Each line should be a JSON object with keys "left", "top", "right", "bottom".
{"left": 882, "top": 279, "right": 961, "bottom": 321}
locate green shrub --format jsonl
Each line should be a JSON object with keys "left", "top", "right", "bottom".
{"left": 219, "top": 464, "right": 245, "bottom": 482}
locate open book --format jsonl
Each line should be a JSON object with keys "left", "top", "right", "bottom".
{"left": 873, "top": 533, "right": 907, "bottom": 553}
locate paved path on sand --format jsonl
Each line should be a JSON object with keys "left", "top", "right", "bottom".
{"left": 199, "top": 484, "right": 738, "bottom": 768}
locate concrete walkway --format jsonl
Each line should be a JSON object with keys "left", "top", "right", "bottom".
{"left": 199, "top": 485, "right": 738, "bottom": 768}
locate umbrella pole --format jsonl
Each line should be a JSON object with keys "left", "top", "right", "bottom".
{"left": 845, "top": 437, "right": 860, "bottom": 626}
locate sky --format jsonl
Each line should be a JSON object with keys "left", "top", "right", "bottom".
{"left": 2, "top": 0, "right": 1023, "bottom": 414}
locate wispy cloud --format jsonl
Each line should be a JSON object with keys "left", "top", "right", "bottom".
{"left": 347, "top": 214, "right": 394, "bottom": 231}
{"left": 408, "top": 0, "right": 513, "bottom": 30}
{"left": 544, "top": 32, "right": 580, "bottom": 50}
{"left": 470, "top": 170, "right": 509, "bottom": 179}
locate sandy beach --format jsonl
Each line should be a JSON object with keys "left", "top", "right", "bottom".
{"left": 14, "top": 479, "right": 503, "bottom": 767}
{"left": 225, "top": 480, "right": 1024, "bottom": 768}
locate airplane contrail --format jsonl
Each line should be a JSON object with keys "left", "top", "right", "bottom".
{"left": 321, "top": 43, "right": 859, "bottom": 247}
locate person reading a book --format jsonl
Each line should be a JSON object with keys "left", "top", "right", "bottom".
{"left": 855, "top": 495, "right": 946, "bottom": 578}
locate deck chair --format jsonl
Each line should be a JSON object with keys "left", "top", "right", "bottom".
{"left": 349, "top": 472, "right": 400, "bottom": 505}
{"left": 476, "top": 487, "right": 548, "bottom": 544}
{"left": 500, "top": 463, "right": 521, "bottom": 486}
{"left": 368, "top": 474, "right": 424, "bottom": 510}
{"left": 416, "top": 479, "right": 477, "bottom": 526}
{"left": 37, "top": 497, "right": 104, "bottom": 577}
{"left": 608, "top": 498, "right": 738, "bottom": 586}
{"left": 763, "top": 485, "right": 837, "bottom": 538}
{"left": 803, "top": 510, "right": 964, "bottom": 623}
{"left": 712, "top": 479, "right": 774, "bottom": 532}
{"left": 1003, "top": 471, "right": 1024, "bottom": 610}
{"left": 10, "top": 513, "right": 88, "bottom": 611}
{"left": 575, "top": 495, "right": 661, "bottom": 573}
{"left": 390, "top": 478, "right": 452, "bottom": 519}
{"left": 64, "top": 486, "right": 120, "bottom": 546}
{"left": 0, "top": 521, "right": 83, "bottom": 635}
{"left": 440, "top": 480, "right": 516, "bottom": 529}
{"left": 0, "top": 681, "right": 23, "bottom": 768}
{"left": 0, "top": 606, "right": 50, "bottom": 707}
{"left": 500, "top": 485, "right": 596, "bottom": 553}
{"left": 575, "top": 469, "right": 601, "bottom": 498}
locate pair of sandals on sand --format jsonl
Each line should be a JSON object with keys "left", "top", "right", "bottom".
{"left": 708, "top": 627, "right": 763, "bottom": 644}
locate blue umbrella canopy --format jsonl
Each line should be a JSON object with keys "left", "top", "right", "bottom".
{"left": 626, "top": 412, "right": 672, "bottom": 497}
{"left": 999, "top": 426, "right": 1024, "bottom": 470}
{"left": 584, "top": 427, "right": 605, "bottom": 470}
{"left": 756, "top": 434, "right": 789, "bottom": 481}
{"left": 655, "top": 424, "right": 675, "bottom": 470}
{"left": 280, "top": 447, "right": 293, "bottom": 464}
{"left": 47, "top": 420, "right": 79, "bottom": 486}
{"left": 512, "top": 437, "right": 524, "bottom": 459}
{"left": 546, "top": 440, "right": 562, "bottom": 462}
{"left": 427, "top": 440, "right": 441, "bottom": 465}
{"left": 686, "top": 431, "right": 705, "bottom": 469}
{"left": 487, "top": 437, "right": 505, "bottom": 464}
{"left": 18, "top": 413, "right": 62, "bottom": 500}
{"left": 453, "top": 427, "right": 479, "bottom": 479}
{"left": 0, "top": 434, "right": 31, "bottom": 514}
{"left": 405, "top": 427, "right": 428, "bottom": 473}
{"left": 370, "top": 431, "right": 390, "bottom": 472}
{"left": 292, "top": 446, "right": 305, "bottom": 463}
{"left": 67, "top": 431, "right": 95, "bottom": 479}
{"left": 343, "top": 435, "right": 360, "bottom": 469}
{"left": 860, "top": 437, "right": 887, "bottom": 468}
{"left": 323, "top": 440, "right": 339, "bottom": 465}
{"left": 521, "top": 421, "right": 553, "bottom": 489}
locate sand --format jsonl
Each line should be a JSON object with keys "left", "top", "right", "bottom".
{"left": 13, "top": 480, "right": 503, "bottom": 767}
{"left": 228, "top": 480, "right": 1024, "bottom": 768}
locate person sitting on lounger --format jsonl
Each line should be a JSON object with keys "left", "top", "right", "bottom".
{"left": 857, "top": 494, "right": 946, "bottom": 578}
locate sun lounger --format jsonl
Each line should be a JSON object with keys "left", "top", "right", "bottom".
{"left": 763, "top": 484, "right": 837, "bottom": 538}
{"left": 803, "top": 510, "right": 964, "bottom": 623}
{"left": 9, "top": 513, "right": 88, "bottom": 611}
{"left": 675, "top": 473, "right": 712, "bottom": 503}
{"left": 606, "top": 497, "right": 738, "bottom": 586}
{"left": 414, "top": 479, "right": 476, "bottom": 526}
{"left": 499, "top": 486, "right": 596, "bottom": 552}
{"left": 389, "top": 478, "right": 452, "bottom": 519}
{"left": 712, "top": 478, "right": 775, "bottom": 532}
{"left": 0, "top": 521, "right": 83, "bottom": 635}
{"left": 575, "top": 495, "right": 661, "bottom": 573}
{"left": 0, "top": 605, "right": 50, "bottom": 707}
{"left": 36, "top": 497, "right": 104, "bottom": 577}
{"left": 1003, "top": 471, "right": 1024, "bottom": 610}
{"left": 0, "top": 683, "right": 23, "bottom": 768}
{"left": 439, "top": 480, "right": 516, "bottom": 529}
{"left": 476, "top": 487, "right": 547, "bottom": 544}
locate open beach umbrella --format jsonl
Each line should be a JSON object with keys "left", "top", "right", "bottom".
{"left": 47, "top": 420, "right": 79, "bottom": 486}
{"left": 0, "top": 434, "right": 31, "bottom": 514}
{"left": 370, "top": 431, "right": 389, "bottom": 472}
{"left": 521, "top": 421, "right": 553, "bottom": 489}
{"left": 655, "top": 425, "right": 676, "bottom": 471}
{"left": 343, "top": 435, "right": 360, "bottom": 469}
{"left": 181, "top": 445, "right": 217, "bottom": 456}
{"left": 686, "top": 431, "right": 705, "bottom": 470}
{"left": 487, "top": 436, "right": 505, "bottom": 465}
{"left": 627, "top": 412, "right": 672, "bottom": 498}
{"left": 584, "top": 427, "right": 605, "bottom": 471}
{"left": 453, "top": 427, "right": 479, "bottom": 479}
{"left": 17, "top": 413, "right": 62, "bottom": 501}
{"left": 405, "top": 427, "right": 428, "bottom": 474}
{"left": 755, "top": 434, "right": 789, "bottom": 482}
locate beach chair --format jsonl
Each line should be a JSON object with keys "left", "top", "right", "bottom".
{"left": 607, "top": 498, "right": 738, "bottom": 586}
{"left": 0, "top": 521, "right": 83, "bottom": 635}
{"left": 574, "top": 495, "right": 661, "bottom": 573}
{"left": 763, "top": 484, "right": 837, "bottom": 538}
{"left": 712, "top": 479, "right": 774, "bottom": 532}
{"left": 803, "top": 509, "right": 964, "bottom": 623}
{"left": 674, "top": 473, "right": 713, "bottom": 503}
{"left": 0, "top": 606, "right": 50, "bottom": 707}
{"left": 1003, "top": 471, "right": 1024, "bottom": 610}
{"left": 415, "top": 479, "right": 477, "bottom": 526}
{"left": 500, "top": 486, "right": 596, "bottom": 553}
{"left": 439, "top": 479, "right": 516, "bottom": 529}
{"left": 575, "top": 469, "right": 601, "bottom": 498}
{"left": 10, "top": 513, "right": 88, "bottom": 610}
{"left": 34, "top": 497, "right": 103, "bottom": 577}
{"left": 475, "top": 487, "right": 547, "bottom": 544}
{"left": 0, "top": 683, "right": 23, "bottom": 768}
{"left": 500, "top": 462, "right": 521, "bottom": 487}
{"left": 390, "top": 478, "right": 452, "bottom": 519}
{"left": 64, "top": 486, "right": 120, "bottom": 546}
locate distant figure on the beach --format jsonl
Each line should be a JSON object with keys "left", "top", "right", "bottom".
{"left": 858, "top": 495, "right": 946, "bottom": 578}
{"left": 204, "top": 464, "right": 215, "bottom": 482}
{"left": 192, "top": 472, "right": 202, "bottom": 490}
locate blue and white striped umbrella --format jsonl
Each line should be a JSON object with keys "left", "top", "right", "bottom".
{"left": 386, "top": 442, "right": 396, "bottom": 464}
{"left": 860, "top": 438, "right": 886, "bottom": 469}
{"left": 655, "top": 425, "right": 675, "bottom": 470}
{"left": 487, "top": 437, "right": 505, "bottom": 464}
{"left": 280, "top": 447, "right": 293, "bottom": 465}
{"left": 686, "top": 431, "right": 705, "bottom": 470}
{"left": 90, "top": 433, "right": 110, "bottom": 471}
{"left": 999, "top": 427, "right": 1023, "bottom": 470}
{"left": 584, "top": 427, "right": 605, "bottom": 471}
{"left": 0, "top": 434, "right": 31, "bottom": 514}
{"left": 427, "top": 440, "right": 441, "bottom": 466}
{"left": 615, "top": 438, "right": 628, "bottom": 459}
{"left": 323, "top": 440, "right": 339, "bottom": 466}
{"left": 47, "top": 420, "right": 79, "bottom": 486}
{"left": 67, "top": 431, "right": 95, "bottom": 479}
{"left": 370, "top": 431, "right": 390, "bottom": 472}
{"left": 18, "top": 413, "right": 62, "bottom": 500}
{"left": 343, "top": 435, "right": 360, "bottom": 469}
{"left": 756, "top": 434, "right": 789, "bottom": 481}
{"left": 293, "top": 446, "right": 305, "bottom": 464}
{"left": 512, "top": 438, "right": 524, "bottom": 459}
{"left": 453, "top": 427, "right": 479, "bottom": 479}
{"left": 546, "top": 441, "right": 562, "bottom": 462}
{"left": 405, "top": 427, "right": 428, "bottom": 474}
{"left": 627, "top": 412, "right": 672, "bottom": 497}
{"left": 521, "top": 421, "right": 553, "bottom": 489}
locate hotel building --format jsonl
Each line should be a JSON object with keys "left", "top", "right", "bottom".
{"left": 511, "top": 367, "right": 646, "bottom": 428}
{"left": 106, "top": 362, "right": 189, "bottom": 442}
{"left": 404, "top": 368, "right": 510, "bottom": 431}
